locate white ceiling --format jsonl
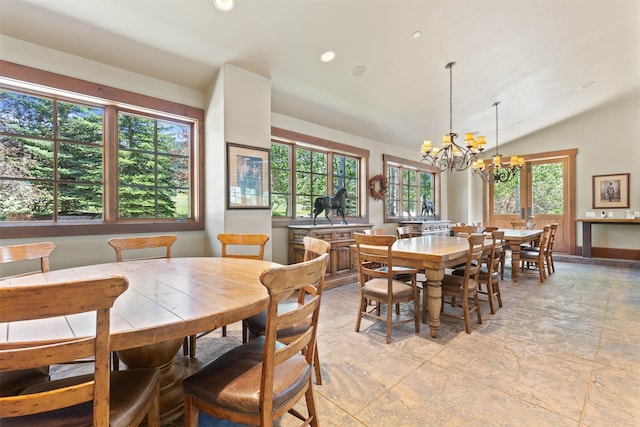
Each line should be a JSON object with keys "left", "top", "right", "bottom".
{"left": 2, "top": 0, "right": 639, "bottom": 152}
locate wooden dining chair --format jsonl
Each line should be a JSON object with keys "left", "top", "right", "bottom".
{"left": 107, "top": 234, "right": 181, "bottom": 365}
{"left": 453, "top": 231, "right": 504, "bottom": 314}
{"left": 245, "top": 236, "right": 330, "bottom": 384}
{"left": 0, "top": 276, "right": 160, "bottom": 427}
{"left": 511, "top": 220, "right": 536, "bottom": 230}
{"left": 441, "top": 233, "right": 485, "bottom": 334}
{"left": 522, "top": 223, "right": 558, "bottom": 275}
{"left": 520, "top": 225, "right": 551, "bottom": 282}
{"left": 363, "top": 228, "right": 386, "bottom": 235}
{"left": 182, "top": 253, "right": 329, "bottom": 427}
{"left": 452, "top": 225, "right": 485, "bottom": 236}
{"left": 396, "top": 225, "right": 416, "bottom": 239}
{"left": 189, "top": 233, "right": 271, "bottom": 357}
{"left": 0, "top": 242, "right": 55, "bottom": 397}
{"left": 353, "top": 233, "right": 420, "bottom": 344}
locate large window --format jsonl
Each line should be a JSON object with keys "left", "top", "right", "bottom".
{"left": 383, "top": 154, "right": 438, "bottom": 221}
{"left": 0, "top": 61, "right": 204, "bottom": 238}
{"left": 271, "top": 127, "right": 369, "bottom": 224}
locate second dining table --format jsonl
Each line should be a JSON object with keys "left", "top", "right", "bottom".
{"left": 0, "top": 256, "right": 281, "bottom": 424}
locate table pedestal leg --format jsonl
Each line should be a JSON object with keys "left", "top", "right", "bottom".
{"left": 425, "top": 268, "right": 444, "bottom": 338}
{"left": 509, "top": 243, "right": 522, "bottom": 282}
{"left": 116, "top": 338, "right": 194, "bottom": 424}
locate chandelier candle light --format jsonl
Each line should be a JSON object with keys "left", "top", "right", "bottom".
{"left": 472, "top": 101, "right": 524, "bottom": 183}
{"left": 421, "top": 62, "right": 486, "bottom": 172}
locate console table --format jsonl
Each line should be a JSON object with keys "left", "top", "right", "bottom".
{"left": 288, "top": 224, "right": 373, "bottom": 289}
{"left": 400, "top": 220, "right": 452, "bottom": 236}
{"left": 576, "top": 218, "right": 640, "bottom": 257}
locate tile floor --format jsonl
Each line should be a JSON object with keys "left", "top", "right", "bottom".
{"left": 51, "top": 261, "right": 640, "bottom": 426}
{"left": 169, "top": 261, "right": 640, "bottom": 427}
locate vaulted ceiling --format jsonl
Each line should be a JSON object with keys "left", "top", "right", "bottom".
{"left": 2, "top": 0, "right": 639, "bottom": 151}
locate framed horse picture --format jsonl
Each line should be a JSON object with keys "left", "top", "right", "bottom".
{"left": 227, "top": 143, "right": 271, "bottom": 209}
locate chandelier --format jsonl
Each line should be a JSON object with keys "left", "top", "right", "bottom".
{"left": 420, "top": 62, "right": 485, "bottom": 172}
{"left": 472, "top": 101, "right": 524, "bottom": 183}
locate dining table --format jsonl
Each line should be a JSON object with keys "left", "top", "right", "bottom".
{"left": 0, "top": 257, "right": 280, "bottom": 424}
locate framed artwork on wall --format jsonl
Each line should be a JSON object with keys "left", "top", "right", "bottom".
{"left": 227, "top": 143, "right": 271, "bottom": 209}
{"left": 592, "top": 173, "right": 630, "bottom": 209}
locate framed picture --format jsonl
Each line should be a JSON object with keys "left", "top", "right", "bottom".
{"left": 227, "top": 143, "right": 271, "bottom": 209}
{"left": 592, "top": 173, "right": 630, "bottom": 209}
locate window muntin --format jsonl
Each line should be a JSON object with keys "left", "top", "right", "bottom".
{"left": 271, "top": 139, "right": 363, "bottom": 222}
{"left": 0, "top": 63, "right": 203, "bottom": 238}
{"left": 384, "top": 156, "right": 437, "bottom": 221}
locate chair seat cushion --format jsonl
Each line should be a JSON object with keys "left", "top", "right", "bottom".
{"left": 246, "top": 302, "right": 310, "bottom": 339}
{"left": 4, "top": 368, "right": 159, "bottom": 427}
{"left": 520, "top": 251, "right": 542, "bottom": 261}
{"left": 442, "top": 274, "right": 478, "bottom": 292}
{"left": 362, "top": 278, "right": 414, "bottom": 299}
{"left": 182, "top": 336, "right": 310, "bottom": 417}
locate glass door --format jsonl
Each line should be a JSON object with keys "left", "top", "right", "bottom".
{"left": 488, "top": 155, "right": 572, "bottom": 253}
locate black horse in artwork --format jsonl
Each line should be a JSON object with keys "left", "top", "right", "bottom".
{"left": 313, "top": 188, "right": 347, "bottom": 225}
{"left": 421, "top": 193, "right": 435, "bottom": 219}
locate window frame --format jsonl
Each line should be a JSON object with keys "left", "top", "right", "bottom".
{"left": 271, "top": 127, "right": 370, "bottom": 227}
{"left": 383, "top": 154, "right": 440, "bottom": 222}
{"left": 0, "top": 60, "right": 204, "bottom": 239}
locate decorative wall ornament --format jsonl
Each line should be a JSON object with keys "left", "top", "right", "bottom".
{"left": 369, "top": 174, "right": 388, "bottom": 201}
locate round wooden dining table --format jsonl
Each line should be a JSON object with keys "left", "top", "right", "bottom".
{"left": 0, "top": 257, "right": 280, "bottom": 423}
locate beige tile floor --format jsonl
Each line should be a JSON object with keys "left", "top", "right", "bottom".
{"left": 53, "top": 261, "right": 640, "bottom": 426}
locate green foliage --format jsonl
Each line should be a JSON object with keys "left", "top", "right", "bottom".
{"left": 0, "top": 89, "right": 189, "bottom": 221}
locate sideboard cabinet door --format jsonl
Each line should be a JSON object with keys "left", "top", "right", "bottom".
{"left": 288, "top": 224, "right": 373, "bottom": 289}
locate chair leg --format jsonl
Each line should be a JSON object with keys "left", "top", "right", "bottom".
{"left": 222, "top": 325, "right": 227, "bottom": 337}
{"left": 184, "top": 395, "right": 199, "bottom": 427}
{"left": 313, "top": 343, "right": 322, "bottom": 385}
{"left": 304, "top": 379, "right": 320, "bottom": 427}
{"left": 183, "top": 336, "right": 189, "bottom": 357}
{"left": 355, "top": 296, "right": 366, "bottom": 332}
{"left": 462, "top": 296, "right": 471, "bottom": 334}
{"left": 474, "top": 293, "right": 482, "bottom": 325}
{"left": 486, "top": 280, "right": 496, "bottom": 314}
{"left": 242, "top": 319, "right": 248, "bottom": 343}
{"left": 112, "top": 352, "right": 120, "bottom": 371}
{"left": 189, "top": 335, "right": 196, "bottom": 358}
{"left": 386, "top": 302, "right": 393, "bottom": 344}
{"left": 421, "top": 283, "right": 428, "bottom": 324}
{"left": 413, "top": 289, "right": 420, "bottom": 333}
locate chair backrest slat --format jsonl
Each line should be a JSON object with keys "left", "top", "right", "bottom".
{"left": 108, "top": 235, "right": 176, "bottom": 262}
{"left": 0, "top": 242, "right": 55, "bottom": 278}
{"left": 217, "top": 233, "right": 270, "bottom": 260}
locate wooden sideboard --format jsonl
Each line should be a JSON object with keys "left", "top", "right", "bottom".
{"left": 400, "top": 220, "right": 452, "bottom": 236}
{"left": 288, "top": 224, "right": 373, "bottom": 289}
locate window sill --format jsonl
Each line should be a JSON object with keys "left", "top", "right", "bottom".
{"left": 0, "top": 220, "right": 203, "bottom": 239}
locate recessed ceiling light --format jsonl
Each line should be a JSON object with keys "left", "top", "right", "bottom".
{"left": 213, "top": 0, "right": 235, "bottom": 12}
{"left": 351, "top": 65, "right": 367, "bottom": 78}
{"left": 412, "top": 31, "right": 422, "bottom": 39}
{"left": 578, "top": 80, "right": 596, "bottom": 90}
{"left": 320, "top": 51, "right": 336, "bottom": 63}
